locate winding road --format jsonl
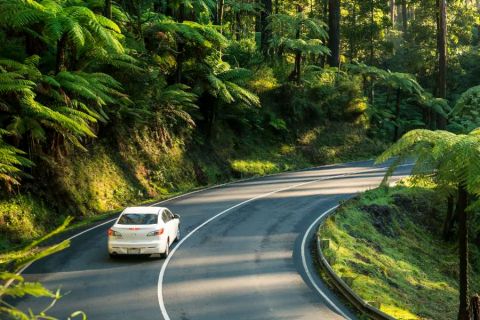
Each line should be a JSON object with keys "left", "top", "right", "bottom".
{"left": 14, "top": 160, "right": 410, "bottom": 320}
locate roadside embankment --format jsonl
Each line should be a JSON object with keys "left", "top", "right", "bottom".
{"left": 317, "top": 181, "right": 480, "bottom": 320}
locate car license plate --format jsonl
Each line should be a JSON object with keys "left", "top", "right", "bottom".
{"left": 127, "top": 248, "right": 140, "bottom": 254}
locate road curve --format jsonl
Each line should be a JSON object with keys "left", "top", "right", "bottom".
{"left": 14, "top": 160, "right": 410, "bottom": 320}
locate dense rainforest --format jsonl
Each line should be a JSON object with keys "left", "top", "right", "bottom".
{"left": 1, "top": 0, "right": 480, "bottom": 319}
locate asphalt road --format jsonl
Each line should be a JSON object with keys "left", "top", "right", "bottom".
{"left": 14, "top": 160, "right": 410, "bottom": 320}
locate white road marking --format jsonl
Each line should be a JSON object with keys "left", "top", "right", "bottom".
{"left": 298, "top": 174, "right": 407, "bottom": 320}
{"left": 300, "top": 205, "right": 349, "bottom": 319}
{"left": 157, "top": 164, "right": 412, "bottom": 320}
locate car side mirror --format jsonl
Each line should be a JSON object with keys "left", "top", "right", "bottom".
{"left": 173, "top": 214, "right": 180, "bottom": 220}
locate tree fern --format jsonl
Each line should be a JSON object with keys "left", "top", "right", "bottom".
{"left": 149, "top": 18, "right": 228, "bottom": 50}
{"left": 0, "top": 57, "right": 123, "bottom": 151}
{"left": 269, "top": 12, "right": 329, "bottom": 56}
{"left": 449, "top": 85, "right": 480, "bottom": 133}
{"left": 377, "top": 129, "right": 480, "bottom": 195}
{"left": 0, "top": 0, "right": 47, "bottom": 29}
{"left": 0, "top": 130, "right": 33, "bottom": 191}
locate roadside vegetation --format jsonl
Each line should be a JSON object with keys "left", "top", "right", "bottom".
{"left": 0, "top": 218, "right": 86, "bottom": 320}
{"left": 320, "top": 181, "right": 480, "bottom": 320}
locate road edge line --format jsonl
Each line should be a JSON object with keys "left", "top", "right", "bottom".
{"left": 299, "top": 205, "right": 351, "bottom": 319}
{"left": 157, "top": 164, "right": 411, "bottom": 320}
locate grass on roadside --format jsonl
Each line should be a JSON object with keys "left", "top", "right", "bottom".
{"left": 319, "top": 182, "right": 480, "bottom": 320}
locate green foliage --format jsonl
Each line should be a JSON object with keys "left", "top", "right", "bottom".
{"left": 320, "top": 185, "right": 480, "bottom": 319}
{"left": 346, "top": 62, "right": 452, "bottom": 139}
{"left": 0, "top": 132, "right": 33, "bottom": 190}
{"left": 0, "top": 0, "right": 124, "bottom": 53}
{"left": 377, "top": 129, "right": 480, "bottom": 200}
{"left": 224, "top": 39, "right": 263, "bottom": 68}
{"left": 0, "top": 57, "right": 131, "bottom": 153}
{"left": 449, "top": 86, "right": 480, "bottom": 134}
{"left": 0, "top": 217, "right": 86, "bottom": 320}
{"left": 231, "top": 159, "right": 278, "bottom": 177}
{"left": 269, "top": 13, "right": 329, "bottom": 53}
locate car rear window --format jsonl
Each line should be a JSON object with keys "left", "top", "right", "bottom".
{"left": 118, "top": 214, "right": 158, "bottom": 225}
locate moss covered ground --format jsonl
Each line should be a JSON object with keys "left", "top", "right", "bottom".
{"left": 319, "top": 182, "right": 480, "bottom": 319}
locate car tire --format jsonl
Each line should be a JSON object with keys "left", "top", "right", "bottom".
{"left": 175, "top": 228, "right": 181, "bottom": 242}
{"left": 161, "top": 239, "right": 170, "bottom": 259}
{"left": 109, "top": 253, "right": 116, "bottom": 259}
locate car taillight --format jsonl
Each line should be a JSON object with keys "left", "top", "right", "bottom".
{"left": 108, "top": 228, "right": 121, "bottom": 237}
{"left": 147, "top": 228, "right": 164, "bottom": 237}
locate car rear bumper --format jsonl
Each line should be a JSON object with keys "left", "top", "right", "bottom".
{"left": 108, "top": 239, "right": 167, "bottom": 255}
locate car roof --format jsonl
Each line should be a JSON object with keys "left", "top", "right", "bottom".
{"left": 122, "top": 207, "right": 166, "bottom": 214}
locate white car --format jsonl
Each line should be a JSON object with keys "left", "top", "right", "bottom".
{"left": 108, "top": 207, "right": 180, "bottom": 258}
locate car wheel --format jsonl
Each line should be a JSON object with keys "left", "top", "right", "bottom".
{"left": 175, "top": 228, "right": 181, "bottom": 242}
{"left": 109, "top": 253, "right": 116, "bottom": 259}
{"left": 162, "top": 239, "right": 170, "bottom": 259}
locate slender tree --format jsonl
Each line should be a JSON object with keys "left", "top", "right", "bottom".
{"left": 457, "top": 185, "right": 469, "bottom": 320}
{"left": 390, "top": 0, "right": 395, "bottom": 25}
{"left": 104, "top": 0, "right": 112, "bottom": 19}
{"left": 292, "top": 5, "right": 303, "bottom": 82}
{"left": 327, "top": 0, "right": 340, "bottom": 67}
{"left": 401, "top": 0, "right": 407, "bottom": 35}
{"left": 348, "top": 0, "right": 357, "bottom": 60}
{"left": 260, "top": 0, "right": 273, "bottom": 56}
{"left": 369, "top": 0, "right": 374, "bottom": 63}
{"left": 217, "top": 0, "right": 225, "bottom": 26}
{"left": 436, "top": 0, "right": 448, "bottom": 129}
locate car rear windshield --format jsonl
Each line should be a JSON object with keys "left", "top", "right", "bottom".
{"left": 118, "top": 214, "right": 158, "bottom": 225}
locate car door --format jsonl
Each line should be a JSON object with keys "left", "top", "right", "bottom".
{"left": 161, "top": 209, "right": 175, "bottom": 244}
{"left": 167, "top": 209, "right": 179, "bottom": 238}
{"left": 166, "top": 209, "right": 178, "bottom": 240}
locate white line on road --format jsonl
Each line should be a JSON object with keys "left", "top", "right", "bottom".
{"left": 299, "top": 205, "right": 350, "bottom": 319}
{"left": 157, "top": 164, "right": 412, "bottom": 320}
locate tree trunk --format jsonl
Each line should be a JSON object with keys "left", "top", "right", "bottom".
{"left": 369, "top": 0, "right": 374, "bottom": 64}
{"left": 217, "top": 0, "right": 225, "bottom": 27}
{"left": 369, "top": 82, "right": 375, "bottom": 105}
{"left": 236, "top": 12, "right": 242, "bottom": 40}
{"left": 294, "top": 52, "right": 302, "bottom": 82}
{"left": 436, "top": 0, "right": 448, "bottom": 129}
{"left": 255, "top": 0, "right": 261, "bottom": 33}
{"left": 401, "top": 0, "right": 408, "bottom": 35}
{"left": 390, "top": 0, "right": 395, "bottom": 25}
{"left": 471, "top": 295, "right": 480, "bottom": 320}
{"left": 260, "top": 0, "right": 273, "bottom": 56}
{"left": 327, "top": 0, "right": 340, "bottom": 67}
{"left": 135, "top": 2, "right": 144, "bottom": 44}
{"left": 394, "top": 89, "right": 401, "bottom": 141}
{"left": 291, "top": 5, "right": 303, "bottom": 82}
{"left": 323, "top": 0, "right": 328, "bottom": 21}
{"left": 55, "top": 34, "right": 68, "bottom": 74}
{"left": 104, "top": 0, "right": 112, "bottom": 19}
{"left": 349, "top": 0, "right": 357, "bottom": 60}
{"left": 442, "top": 195, "right": 455, "bottom": 240}
{"left": 457, "top": 185, "right": 469, "bottom": 320}
{"left": 175, "top": 4, "right": 186, "bottom": 83}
